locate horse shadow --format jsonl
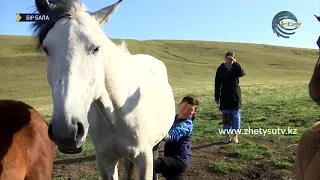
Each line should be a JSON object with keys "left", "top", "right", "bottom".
{"left": 54, "top": 141, "right": 226, "bottom": 165}
{"left": 54, "top": 155, "right": 96, "bottom": 165}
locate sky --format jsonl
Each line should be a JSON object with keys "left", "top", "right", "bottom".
{"left": 1, "top": 0, "right": 320, "bottom": 49}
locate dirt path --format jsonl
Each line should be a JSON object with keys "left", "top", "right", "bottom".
{"left": 52, "top": 139, "right": 296, "bottom": 180}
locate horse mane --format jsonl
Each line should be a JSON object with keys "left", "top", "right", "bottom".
{"left": 30, "top": 0, "right": 88, "bottom": 50}
{"left": 0, "top": 100, "right": 33, "bottom": 126}
{"left": 116, "top": 40, "right": 130, "bottom": 54}
{"left": 30, "top": 0, "right": 130, "bottom": 56}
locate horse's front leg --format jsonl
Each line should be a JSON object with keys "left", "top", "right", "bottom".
{"left": 95, "top": 151, "right": 119, "bottom": 180}
{"left": 134, "top": 149, "right": 154, "bottom": 180}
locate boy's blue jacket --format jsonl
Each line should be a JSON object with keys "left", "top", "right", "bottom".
{"left": 163, "top": 114, "right": 194, "bottom": 165}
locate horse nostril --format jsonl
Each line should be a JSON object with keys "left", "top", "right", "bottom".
{"left": 48, "top": 123, "right": 54, "bottom": 139}
{"left": 76, "top": 122, "right": 85, "bottom": 142}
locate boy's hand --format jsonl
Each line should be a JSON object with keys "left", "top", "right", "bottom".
{"left": 215, "top": 99, "right": 219, "bottom": 104}
{"left": 162, "top": 134, "right": 170, "bottom": 142}
{"left": 153, "top": 142, "right": 160, "bottom": 151}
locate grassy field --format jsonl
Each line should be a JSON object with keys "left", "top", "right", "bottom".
{"left": 0, "top": 34, "right": 319, "bottom": 179}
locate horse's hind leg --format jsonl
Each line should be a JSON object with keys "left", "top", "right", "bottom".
{"left": 133, "top": 149, "right": 153, "bottom": 180}
{"left": 95, "top": 151, "right": 119, "bottom": 180}
{"left": 152, "top": 143, "right": 160, "bottom": 180}
{"left": 122, "top": 158, "right": 137, "bottom": 180}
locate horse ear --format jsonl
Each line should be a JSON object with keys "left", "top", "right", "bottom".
{"left": 35, "top": 0, "right": 53, "bottom": 13}
{"left": 90, "top": 0, "right": 122, "bottom": 25}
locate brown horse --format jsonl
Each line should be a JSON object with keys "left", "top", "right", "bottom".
{"left": 0, "top": 100, "right": 55, "bottom": 180}
{"left": 295, "top": 18, "right": 320, "bottom": 180}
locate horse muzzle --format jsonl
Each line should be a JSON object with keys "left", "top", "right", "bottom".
{"left": 58, "top": 143, "right": 85, "bottom": 154}
{"left": 48, "top": 118, "right": 86, "bottom": 154}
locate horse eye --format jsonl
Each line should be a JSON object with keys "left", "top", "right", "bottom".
{"left": 93, "top": 47, "right": 100, "bottom": 54}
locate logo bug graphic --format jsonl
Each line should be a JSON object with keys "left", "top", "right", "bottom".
{"left": 272, "top": 11, "right": 301, "bottom": 38}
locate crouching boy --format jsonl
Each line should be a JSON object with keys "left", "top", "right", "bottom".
{"left": 153, "top": 95, "right": 199, "bottom": 180}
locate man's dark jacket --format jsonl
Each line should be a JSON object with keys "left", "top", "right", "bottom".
{"left": 214, "top": 62, "right": 245, "bottom": 110}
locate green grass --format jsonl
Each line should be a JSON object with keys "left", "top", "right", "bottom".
{"left": 276, "top": 161, "right": 293, "bottom": 169}
{"left": 0, "top": 34, "right": 319, "bottom": 179}
{"left": 226, "top": 141, "right": 273, "bottom": 160}
{"left": 208, "top": 161, "right": 247, "bottom": 174}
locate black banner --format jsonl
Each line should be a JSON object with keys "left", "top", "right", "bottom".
{"left": 16, "top": 13, "right": 58, "bottom": 22}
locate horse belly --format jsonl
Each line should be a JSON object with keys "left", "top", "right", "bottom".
{"left": 134, "top": 81, "right": 176, "bottom": 145}
{"left": 122, "top": 54, "right": 175, "bottom": 145}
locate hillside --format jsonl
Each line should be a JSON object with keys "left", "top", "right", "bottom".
{"left": 1, "top": 34, "right": 318, "bottom": 110}
{"left": 0, "top": 35, "right": 317, "bottom": 86}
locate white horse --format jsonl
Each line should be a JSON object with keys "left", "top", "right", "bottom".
{"left": 31, "top": 0, "right": 176, "bottom": 179}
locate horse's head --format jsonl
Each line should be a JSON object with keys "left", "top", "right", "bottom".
{"left": 309, "top": 36, "right": 320, "bottom": 105}
{"left": 31, "top": 0, "right": 122, "bottom": 154}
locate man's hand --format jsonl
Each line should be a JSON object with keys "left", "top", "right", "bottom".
{"left": 226, "top": 56, "right": 236, "bottom": 66}
{"left": 229, "top": 56, "right": 236, "bottom": 63}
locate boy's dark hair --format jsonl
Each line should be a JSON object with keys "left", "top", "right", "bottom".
{"left": 181, "top": 94, "right": 199, "bottom": 107}
{"left": 225, "top": 51, "right": 236, "bottom": 58}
